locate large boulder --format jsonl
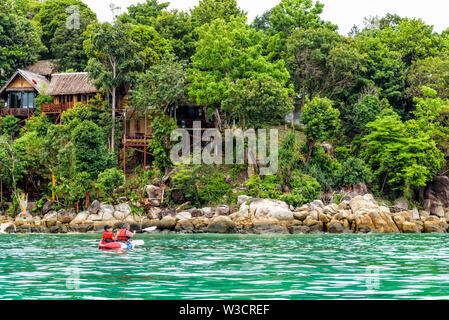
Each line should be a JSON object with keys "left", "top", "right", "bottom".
{"left": 207, "top": 216, "right": 235, "bottom": 234}
{"left": 158, "top": 216, "right": 177, "bottom": 230}
{"left": 349, "top": 195, "right": 378, "bottom": 214}
{"left": 424, "top": 221, "right": 444, "bottom": 233}
{"left": 57, "top": 209, "right": 74, "bottom": 224}
{"left": 0, "top": 222, "right": 15, "bottom": 233}
{"left": 215, "top": 205, "right": 230, "bottom": 216}
{"left": 88, "top": 200, "right": 101, "bottom": 215}
{"left": 98, "top": 205, "right": 115, "bottom": 221}
{"left": 402, "top": 222, "right": 420, "bottom": 233}
{"left": 393, "top": 199, "right": 409, "bottom": 211}
{"left": 355, "top": 214, "right": 376, "bottom": 233}
{"left": 249, "top": 199, "right": 292, "bottom": 221}
{"left": 424, "top": 176, "right": 449, "bottom": 208}
{"left": 252, "top": 218, "right": 289, "bottom": 234}
{"left": 175, "top": 220, "right": 194, "bottom": 233}
{"left": 429, "top": 202, "right": 445, "bottom": 218}
{"left": 352, "top": 183, "right": 369, "bottom": 196}
{"left": 146, "top": 185, "right": 164, "bottom": 206}
{"left": 42, "top": 201, "right": 54, "bottom": 215}
{"left": 70, "top": 211, "right": 89, "bottom": 225}
{"left": 115, "top": 203, "right": 132, "bottom": 216}
{"left": 42, "top": 211, "right": 58, "bottom": 227}
{"left": 176, "top": 211, "right": 192, "bottom": 221}
{"left": 328, "top": 221, "right": 348, "bottom": 234}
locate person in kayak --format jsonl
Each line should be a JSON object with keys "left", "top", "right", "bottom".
{"left": 101, "top": 225, "right": 116, "bottom": 244}
{"left": 116, "top": 223, "right": 136, "bottom": 243}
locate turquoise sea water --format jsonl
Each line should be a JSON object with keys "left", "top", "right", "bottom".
{"left": 1, "top": 233, "right": 449, "bottom": 300}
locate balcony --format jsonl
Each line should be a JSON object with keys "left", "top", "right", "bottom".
{"left": 123, "top": 134, "right": 153, "bottom": 147}
{"left": 41, "top": 103, "right": 74, "bottom": 114}
{"left": 1, "top": 108, "right": 35, "bottom": 117}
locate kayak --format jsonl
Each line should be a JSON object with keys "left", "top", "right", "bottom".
{"left": 98, "top": 240, "right": 144, "bottom": 250}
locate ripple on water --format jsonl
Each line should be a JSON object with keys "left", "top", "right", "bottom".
{"left": 1, "top": 233, "right": 449, "bottom": 299}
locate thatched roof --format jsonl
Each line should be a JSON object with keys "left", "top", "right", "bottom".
{"left": 26, "top": 60, "right": 59, "bottom": 77}
{"left": 0, "top": 70, "right": 50, "bottom": 97}
{"left": 46, "top": 72, "right": 101, "bottom": 96}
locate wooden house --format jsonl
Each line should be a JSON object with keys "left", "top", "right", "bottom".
{"left": 0, "top": 69, "right": 50, "bottom": 119}
{"left": 42, "top": 72, "right": 102, "bottom": 120}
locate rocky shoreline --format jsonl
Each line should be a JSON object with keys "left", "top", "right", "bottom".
{"left": 1, "top": 192, "right": 449, "bottom": 235}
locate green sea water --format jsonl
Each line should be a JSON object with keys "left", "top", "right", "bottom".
{"left": 1, "top": 233, "right": 449, "bottom": 300}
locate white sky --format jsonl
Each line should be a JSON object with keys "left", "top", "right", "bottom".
{"left": 81, "top": 0, "right": 449, "bottom": 35}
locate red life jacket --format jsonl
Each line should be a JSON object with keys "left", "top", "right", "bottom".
{"left": 116, "top": 228, "right": 130, "bottom": 242}
{"left": 102, "top": 231, "right": 114, "bottom": 243}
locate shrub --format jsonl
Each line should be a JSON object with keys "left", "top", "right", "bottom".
{"left": 281, "top": 171, "right": 321, "bottom": 207}
{"left": 334, "top": 157, "right": 372, "bottom": 188}
{"left": 245, "top": 174, "right": 282, "bottom": 199}
{"left": 96, "top": 168, "right": 125, "bottom": 201}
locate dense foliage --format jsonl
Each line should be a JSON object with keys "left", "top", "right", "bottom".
{"left": 3, "top": 0, "right": 449, "bottom": 212}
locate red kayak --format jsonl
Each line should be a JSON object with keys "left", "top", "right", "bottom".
{"left": 98, "top": 240, "right": 125, "bottom": 250}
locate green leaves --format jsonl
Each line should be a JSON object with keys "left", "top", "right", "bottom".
{"left": 188, "top": 16, "right": 290, "bottom": 110}
{"left": 131, "top": 52, "right": 186, "bottom": 112}
{"left": 362, "top": 113, "right": 445, "bottom": 198}
{"left": 96, "top": 168, "right": 124, "bottom": 201}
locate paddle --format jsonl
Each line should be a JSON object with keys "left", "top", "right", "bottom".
{"left": 142, "top": 226, "right": 157, "bottom": 233}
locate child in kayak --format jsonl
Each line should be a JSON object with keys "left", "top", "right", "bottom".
{"left": 101, "top": 225, "right": 117, "bottom": 244}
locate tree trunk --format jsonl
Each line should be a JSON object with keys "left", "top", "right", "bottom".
{"left": 305, "top": 139, "right": 316, "bottom": 163}
{"left": 111, "top": 86, "right": 116, "bottom": 153}
{"left": 85, "top": 192, "right": 90, "bottom": 209}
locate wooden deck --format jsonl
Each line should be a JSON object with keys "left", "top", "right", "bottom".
{"left": 0, "top": 108, "right": 35, "bottom": 117}
{"left": 41, "top": 103, "right": 75, "bottom": 114}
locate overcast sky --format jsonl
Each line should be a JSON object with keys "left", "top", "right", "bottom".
{"left": 82, "top": 0, "right": 449, "bottom": 35}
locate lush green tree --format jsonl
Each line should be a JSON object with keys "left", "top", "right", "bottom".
{"left": 280, "top": 170, "right": 321, "bottom": 207}
{"left": 334, "top": 157, "right": 372, "bottom": 187}
{"left": 0, "top": 116, "right": 20, "bottom": 137}
{"left": 188, "top": 16, "right": 290, "bottom": 124}
{"left": 84, "top": 21, "right": 142, "bottom": 152}
{"left": 149, "top": 115, "right": 178, "bottom": 173}
{"left": 0, "top": 7, "right": 44, "bottom": 86}
{"left": 301, "top": 97, "right": 341, "bottom": 162}
{"left": 96, "top": 168, "right": 124, "bottom": 202}
{"left": 32, "top": 0, "right": 97, "bottom": 65}
{"left": 250, "top": 10, "right": 271, "bottom": 32}
{"left": 285, "top": 28, "right": 365, "bottom": 108}
{"left": 222, "top": 75, "right": 294, "bottom": 128}
{"left": 341, "top": 94, "right": 381, "bottom": 136}
{"left": 269, "top": 0, "right": 337, "bottom": 36}
{"left": 151, "top": 10, "right": 196, "bottom": 62}
{"left": 0, "top": 135, "right": 25, "bottom": 203}
{"left": 121, "top": 0, "right": 168, "bottom": 25}
{"left": 130, "top": 23, "right": 173, "bottom": 69}
{"left": 131, "top": 52, "right": 186, "bottom": 113}
{"left": 49, "top": 7, "right": 97, "bottom": 71}
{"left": 191, "top": 0, "right": 246, "bottom": 26}
{"left": 406, "top": 55, "right": 449, "bottom": 100}
{"left": 72, "top": 120, "right": 110, "bottom": 179}
{"left": 353, "top": 32, "right": 407, "bottom": 115}
{"left": 362, "top": 112, "right": 445, "bottom": 198}
{"left": 278, "top": 131, "right": 304, "bottom": 185}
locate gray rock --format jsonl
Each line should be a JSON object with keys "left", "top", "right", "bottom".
{"left": 215, "top": 205, "right": 230, "bottom": 216}
{"left": 88, "top": 200, "right": 101, "bottom": 215}
{"left": 288, "top": 225, "right": 310, "bottom": 234}
{"left": 207, "top": 216, "right": 235, "bottom": 234}
{"left": 176, "top": 211, "right": 192, "bottom": 221}
{"left": 42, "top": 201, "right": 54, "bottom": 215}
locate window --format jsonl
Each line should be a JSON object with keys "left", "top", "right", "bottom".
{"left": 61, "top": 95, "right": 66, "bottom": 104}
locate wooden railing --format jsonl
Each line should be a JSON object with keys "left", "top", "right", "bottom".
{"left": 123, "top": 134, "right": 153, "bottom": 147}
{"left": 41, "top": 103, "right": 75, "bottom": 114}
{"left": 0, "top": 108, "right": 35, "bottom": 117}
